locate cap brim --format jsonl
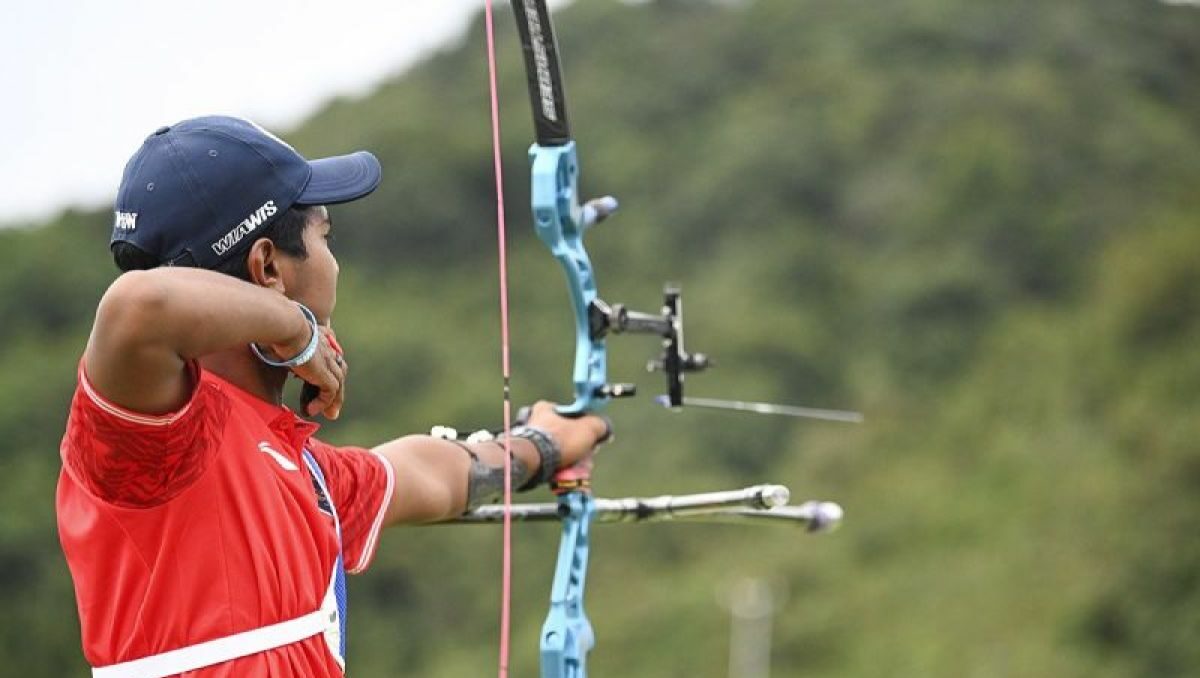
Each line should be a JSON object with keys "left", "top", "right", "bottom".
{"left": 296, "top": 151, "right": 382, "bottom": 205}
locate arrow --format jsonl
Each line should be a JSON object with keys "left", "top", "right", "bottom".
{"left": 657, "top": 395, "right": 864, "bottom": 423}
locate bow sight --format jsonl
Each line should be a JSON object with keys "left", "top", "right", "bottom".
{"left": 587, "top": 284, "right": 710, "bottom": 407}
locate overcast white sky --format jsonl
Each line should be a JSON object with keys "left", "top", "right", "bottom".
{"left": 0, "top": 0, "right": 535, "bottom": 226}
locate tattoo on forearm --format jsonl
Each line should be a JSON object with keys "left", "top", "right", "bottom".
{"left": 448, "top": 440, "right": 535, "bottom": 511}
{"left": 466, "top": 455, "right": 531, "bottom": 510}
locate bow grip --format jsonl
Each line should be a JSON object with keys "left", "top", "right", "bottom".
{"left": 547, "top": 408, "right": 614, "bottom": 493}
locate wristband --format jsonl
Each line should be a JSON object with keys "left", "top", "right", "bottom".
{"left": 508, "top": 425, "right": 562, "bottom": 492}
{"left": 250, "top": 302, "right": 321, "bottom": 368}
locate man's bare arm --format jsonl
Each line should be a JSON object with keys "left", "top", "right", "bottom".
{"left": 372, "top": 435, "right": 521, "bottom": 525}
{"left": 84, "top": 267, "right": 317, "bottom": 415}
{"left": 375, "top": 402, "right": 609, "bottom": 525}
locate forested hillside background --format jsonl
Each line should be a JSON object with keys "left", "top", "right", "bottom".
{"left": 3, "top": 0, "right": 1200, "bottom": 675}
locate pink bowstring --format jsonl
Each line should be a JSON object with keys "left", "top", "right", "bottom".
{"left": 482, "top": 2, "right": 514, "bottom": 677}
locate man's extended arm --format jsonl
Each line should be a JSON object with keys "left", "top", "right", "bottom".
{"left": 374, "top": 402, "right": 608, "bottom": 525}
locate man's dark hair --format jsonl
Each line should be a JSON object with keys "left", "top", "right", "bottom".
{"left": 111, "top": 205, "right": 315, "bottom": 281}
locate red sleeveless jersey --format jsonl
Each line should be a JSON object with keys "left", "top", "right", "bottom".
{"left": 57, "top": 362, "right": 394, "bottom": 676}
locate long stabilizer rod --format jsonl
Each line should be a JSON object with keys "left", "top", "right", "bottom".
{"left": 450, "top": 486, "right": 843, "bottom": 533}
{"left": 682, "top": 502, "right": 844, "bottom": 533}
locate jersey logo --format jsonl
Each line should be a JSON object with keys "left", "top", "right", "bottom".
{"left": 301, "top": 451, "right": 335, "bottom": 518}
{"left": 258, "top": 441, "right": 299, "bottom": 471}
{"left": 310, "top": 474, "right": 334, "bottom": 517}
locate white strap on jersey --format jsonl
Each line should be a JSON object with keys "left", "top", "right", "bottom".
{"left": 92, "top": 569, "right": 341, "bottom": 678}
{"left": 91, "top": 603, "right": 334, "bottom": 678}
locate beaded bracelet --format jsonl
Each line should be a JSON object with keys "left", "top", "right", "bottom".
{"left": 249, "top": 302, "right": 321, "bottom": 368}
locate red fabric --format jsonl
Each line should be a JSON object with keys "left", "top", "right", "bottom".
{"left": 304, "top": 438, "right": 391, "bottom": 574}
{"left": 57, "top": 362, "right": 392, "bottom": 676}
{"left": 64, "top": 362, "right": 224, "bottom": 508}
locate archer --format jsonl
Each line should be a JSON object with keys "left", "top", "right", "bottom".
{"left": 56, "top": 115, "right": 609, "bottom": 677}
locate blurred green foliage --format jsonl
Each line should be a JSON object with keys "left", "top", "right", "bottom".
{"left": 3, "top": 0, "right": 1199, "bottom": 675}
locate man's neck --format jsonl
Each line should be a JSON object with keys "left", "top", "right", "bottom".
{"left": 199, "top": 348, "right": 289, "bottom": 406}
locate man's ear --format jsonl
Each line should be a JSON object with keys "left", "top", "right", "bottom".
{"left": 246, "top": 238, "right": 286, "bottom": 292}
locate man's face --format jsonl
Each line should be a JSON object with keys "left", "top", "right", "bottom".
{"left": 281, "top": 206, "right": 339, "bottom": 325}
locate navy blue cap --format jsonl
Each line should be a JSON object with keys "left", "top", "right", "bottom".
{"left": 111, "top": 115, "right": 382, "bottom": 269}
